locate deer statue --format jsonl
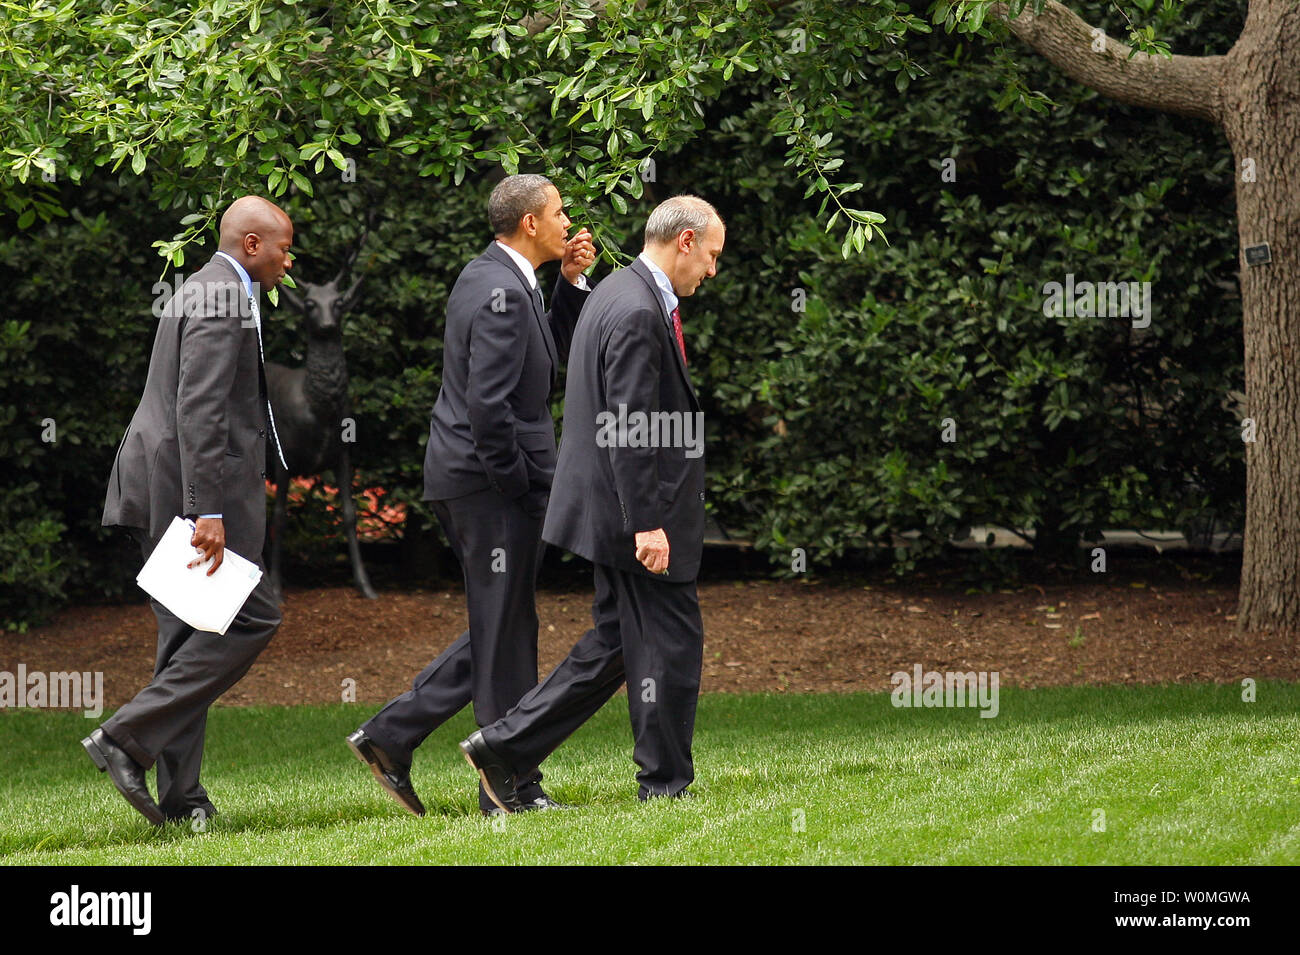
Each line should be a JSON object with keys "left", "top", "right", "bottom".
{"left": 264, "top": 236, "right": 378, "bottom": 601}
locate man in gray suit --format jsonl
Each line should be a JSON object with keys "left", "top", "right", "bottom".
{"left": 461, "top": 196, "right": 724, "bottom": 810}
{"left": 84, "top": 196, "right": 294, "bottom": 826}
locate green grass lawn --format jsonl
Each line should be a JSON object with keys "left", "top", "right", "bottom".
{"left": 1, "top": 683, "right": 1297, "bottom": 865}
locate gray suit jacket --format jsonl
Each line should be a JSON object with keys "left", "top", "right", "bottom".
{"left": 102, "top": 254, "right": 272, "bottom": 559}
{"left": 542, "top": 259, "right": 706, "bottom": 582}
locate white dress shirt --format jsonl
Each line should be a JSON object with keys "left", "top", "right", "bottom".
{"left": 496, "top": 239, "right": 591, "bottom": 304}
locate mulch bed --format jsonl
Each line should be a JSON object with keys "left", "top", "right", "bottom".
{"left": 5, "top": 562, "right": 1296, "bottom": 709}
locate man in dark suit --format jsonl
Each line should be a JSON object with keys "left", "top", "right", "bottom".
{"left": 460, "top": 195, "right": 725, "bottom": 811}
{"left": 85, "top": 196, "right": 294, "bottom": 825}
{"left": 347, "top": 175, "right": 596, "bottom": 816}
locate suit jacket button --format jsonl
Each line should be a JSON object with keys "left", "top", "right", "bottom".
{"left": 699, "top": 491, "right": 705, "bottom": 500}
{"left": 260, "top": 470, "right": 267, "bottom": 479}
{"left": 258, "top": 428, "right": 266, "bottom": 437}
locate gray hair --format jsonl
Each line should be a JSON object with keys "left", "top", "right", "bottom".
{"left": 489, "top": 174, "right": 554, "bottom": 236}
{"left": 644, "top": 195, "right": 722, "bottom": 246}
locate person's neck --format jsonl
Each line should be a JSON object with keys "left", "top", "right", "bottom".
{"left": 218, "top": 247, "right": 253, "bottom": 277}
{"left": 642, "top": 245, "right": 678, "bottom": 290}
{"left": 498, "top": 235, "right": 545, "bottom": 270}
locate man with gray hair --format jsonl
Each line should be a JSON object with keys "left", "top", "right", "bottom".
{"left": 347, "top": 174, "right": 596, "bottom": 816}
{"left": 461, "top": 195, "right": 725, "bottom": 811}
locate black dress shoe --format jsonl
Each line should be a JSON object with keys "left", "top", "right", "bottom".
{"left": 164, "top": 802, "right": 218, "bottom": 824}
{"left": 81, "top": 728, "right": 165, "bottom": 826}
{"left": 347, "top": 730, "right": 426, "bottom": 817}
{"left": 483, "top": 793, "right": 569, "bottom": 816}
{"left": 459, "top": 731, "right": 521, "bottom": 814}
{"left": 518, "top": 793, "right": 570, "bottom": 811}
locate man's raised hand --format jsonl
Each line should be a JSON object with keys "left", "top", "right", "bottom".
{"left": 561, "top": 228, "right": 596, "bottom": 284}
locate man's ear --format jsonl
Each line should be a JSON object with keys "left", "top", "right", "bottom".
{"left": 243, "top": 232, "right": 261, "bottom": 257}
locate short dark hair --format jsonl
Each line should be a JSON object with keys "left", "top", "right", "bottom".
{"left": 489, "top": 174, "right": 555, "bottom": 237}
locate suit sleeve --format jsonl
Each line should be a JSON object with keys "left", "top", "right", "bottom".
{"left": 602, "top": 306, "right": 664, "bottom": 533}
{"left": 548, "top": 273, "right": 592, "bottom": 365}
{"left": 176, "top": 277, "right": 243, "bottom": 517}
{"left": 467, "top": 286, "right": 531, "bottom": 500}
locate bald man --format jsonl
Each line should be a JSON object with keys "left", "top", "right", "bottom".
{"left": 86, "top": 196, "right": 294, "bottom": 826}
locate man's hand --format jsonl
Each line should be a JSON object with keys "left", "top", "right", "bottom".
{"left": 187, "top": 517, "right": 225, "bottom": 576}
{"left": 561, "top": 228, "right": 596, "bottom": 285}
{"left": 634, "top": 528, "right": 670, "bottom": 576}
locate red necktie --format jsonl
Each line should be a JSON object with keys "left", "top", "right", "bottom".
{"left": 670, "top": 306, "right": 687, "bottom": 365}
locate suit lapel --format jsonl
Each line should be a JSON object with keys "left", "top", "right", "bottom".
{"left": 483, "top": 242, "right": 558, "bottom": 377}
{"left": 629, "top": 259, "right": 698, "bottom": 407}
{"left": 533, "top": 286, "right": 559, "bottom": 377}
{"left": 208, "top": 254, "right": 288, "bottom": 470}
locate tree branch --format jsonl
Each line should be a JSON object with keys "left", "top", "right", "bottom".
{"left": 991, "top": 1, "right": 1226, "bottom": 124}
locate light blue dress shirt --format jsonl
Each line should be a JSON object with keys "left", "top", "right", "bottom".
{"left": 637, "top": 252, "right": 678, "bottom": 317}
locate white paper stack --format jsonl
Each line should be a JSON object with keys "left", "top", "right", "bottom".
{"left": 136, "top": 516, "right": 263, "bottom": 635}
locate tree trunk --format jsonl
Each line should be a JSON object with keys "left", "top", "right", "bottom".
{"left": 1221, "top": 0, "right": 1300, "bottom": 631}
{"left": 997, "top": 0, "right": 1300, "bottom": 632}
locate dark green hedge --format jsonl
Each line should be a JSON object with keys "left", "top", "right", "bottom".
{"left": 0, "top": 0, "right": 1245, "bottom": 628}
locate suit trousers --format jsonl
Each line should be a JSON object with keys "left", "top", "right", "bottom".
{"left": 101, "top": 531, "right": 281, "bottom": 814}
{"left": 362, "top": 486, "right": 546, "bottom": 810}
{"left": 481, "top": 561, "right": 703, "bottom": 799}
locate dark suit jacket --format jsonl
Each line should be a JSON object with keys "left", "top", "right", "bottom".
{"left": 423, "top": 242, "right": 590, "bottom": 511}
{"left": 102, "top": 254, "right": 272, "bottom": 560}
{"left": 543, "top": 258, "right": 706, "bottom": 582}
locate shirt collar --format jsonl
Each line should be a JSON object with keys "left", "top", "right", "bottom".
{"left": 637, "top": 252, "right": 678, "bottom": 316}
{"left": 214, "top": 251, "right": 256, "bottom": 300}
{"left": 495, "top": 240, "right": 538, "bottom": 290}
